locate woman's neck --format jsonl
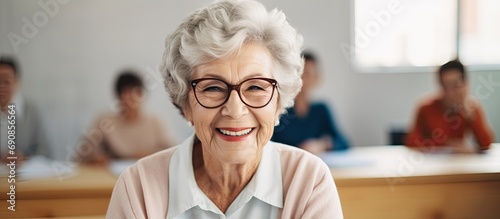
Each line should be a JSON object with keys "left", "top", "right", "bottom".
{"left": 192, "top": 141, "right": 260, "bottom": 212}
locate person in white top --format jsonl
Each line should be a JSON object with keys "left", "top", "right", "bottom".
{"left": 0, "top": 56, "right": 50, "bottom": 163}
{"left": 81, "top": 70, "right": 174, "bottom": 165}
{"left": 107, "top": 0, "right": 343, "bottom": 218}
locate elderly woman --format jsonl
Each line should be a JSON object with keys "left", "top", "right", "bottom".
{"left": 107, "top": 0, "right": 343, "bottom": 218}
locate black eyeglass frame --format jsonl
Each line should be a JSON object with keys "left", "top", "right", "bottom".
{"left": 190, "top": 77, "right": 278, "bottom": 109}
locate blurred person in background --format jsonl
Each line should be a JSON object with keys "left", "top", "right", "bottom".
{"left": 0, "top": 56, "right": 50, "bottom": 162}
{"left": 107, "top": 1, "right": 343, "bottom": 218}
{"left": 405, "top": 60, "right": 495, "bottom": 153}
{"left": 82, "top": 70, "right": 174, "bottom": 165}
{"left": 272, "top": 51, "right": 350, "bottom": 155}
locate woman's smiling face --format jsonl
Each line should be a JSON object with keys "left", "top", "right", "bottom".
{"left": 183, "top": 42, "right": 280, "bottom": 164}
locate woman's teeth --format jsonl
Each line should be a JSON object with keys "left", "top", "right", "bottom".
{"left": 218, "top": 128, "right": 253, "bottom": 136}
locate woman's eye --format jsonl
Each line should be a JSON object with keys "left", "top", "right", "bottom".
{"left": 247, "top": 85, "right": 264, "bottom": 91}
{"left": 203, "top": 86, "right": 225, "bottom": 92}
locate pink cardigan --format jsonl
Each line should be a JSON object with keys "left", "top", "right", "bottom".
{"left": 106, "top": 140, "right": 343, "bottom": 218}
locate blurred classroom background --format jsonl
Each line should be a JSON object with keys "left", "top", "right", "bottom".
{"left": 0, "top": 0, "right": 498, "bottom": 161}
{"left": 0, "top": 0, "right": 499, "bottom": 218}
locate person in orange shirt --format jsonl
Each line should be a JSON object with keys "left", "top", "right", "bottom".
{"left": 405, "top": 60, "right": 495, "bottom": 153}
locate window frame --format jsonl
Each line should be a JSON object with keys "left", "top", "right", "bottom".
{"left": 349, "top": 0, "right": 500, "bottom": 73}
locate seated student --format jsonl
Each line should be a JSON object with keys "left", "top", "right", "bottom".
{"left": 82, "top": 70, "right": 174, "bottom": 165}
{"left": 272, "top": 52, "right": 350, "bottom": 155}
{"left": 0, "top": 56, "right": 50, "bottom": 162}
{"left": 405, "top": 60, "right": 495, "bottom": 153}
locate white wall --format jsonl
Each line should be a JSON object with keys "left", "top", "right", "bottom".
{"left": 0, "top": 1, "right": 11, "bottom": 52}
{"left": 0, "top": 0, "right": 498, "bottom": 160}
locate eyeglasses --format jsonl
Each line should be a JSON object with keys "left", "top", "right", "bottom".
{"left": 190, "top": 77, "right": 277, "bottom": 108}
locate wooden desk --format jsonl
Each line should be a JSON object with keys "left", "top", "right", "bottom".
{"left": 0, "top": 165, "right": 116, "bottom": 218}
{"left": 1, "top": 144, "right": 499, "bottom": 218}
{"left": 331, "top": 144, "right": 500, "bottom": 219}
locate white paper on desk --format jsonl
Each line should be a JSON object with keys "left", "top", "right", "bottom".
{"left": 18, "top": 155, "right": 76, "bottom": 180}
{"left": 319, "top": 151, "right": 376, "bottom": 168}
{"left": 109, "top": 159, "right": 137, "bottom": 176}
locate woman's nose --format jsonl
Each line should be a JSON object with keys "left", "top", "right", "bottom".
{"left": 221, "top": 90, "right": 248, "bottom": 119}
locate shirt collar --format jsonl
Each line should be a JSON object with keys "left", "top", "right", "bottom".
{"left": 247, "top": 139, "right": 283, "bottom": 208}
{"left": 167, "top": 134, "right": 283, "bottom": 218}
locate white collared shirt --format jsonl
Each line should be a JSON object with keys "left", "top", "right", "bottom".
{"left": 167, "top": 135, "right": 283, "bottom": 219}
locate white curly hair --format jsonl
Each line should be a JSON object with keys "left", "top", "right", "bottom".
{"left": 160, "top": 0, "right": 304, "bottom": 116}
